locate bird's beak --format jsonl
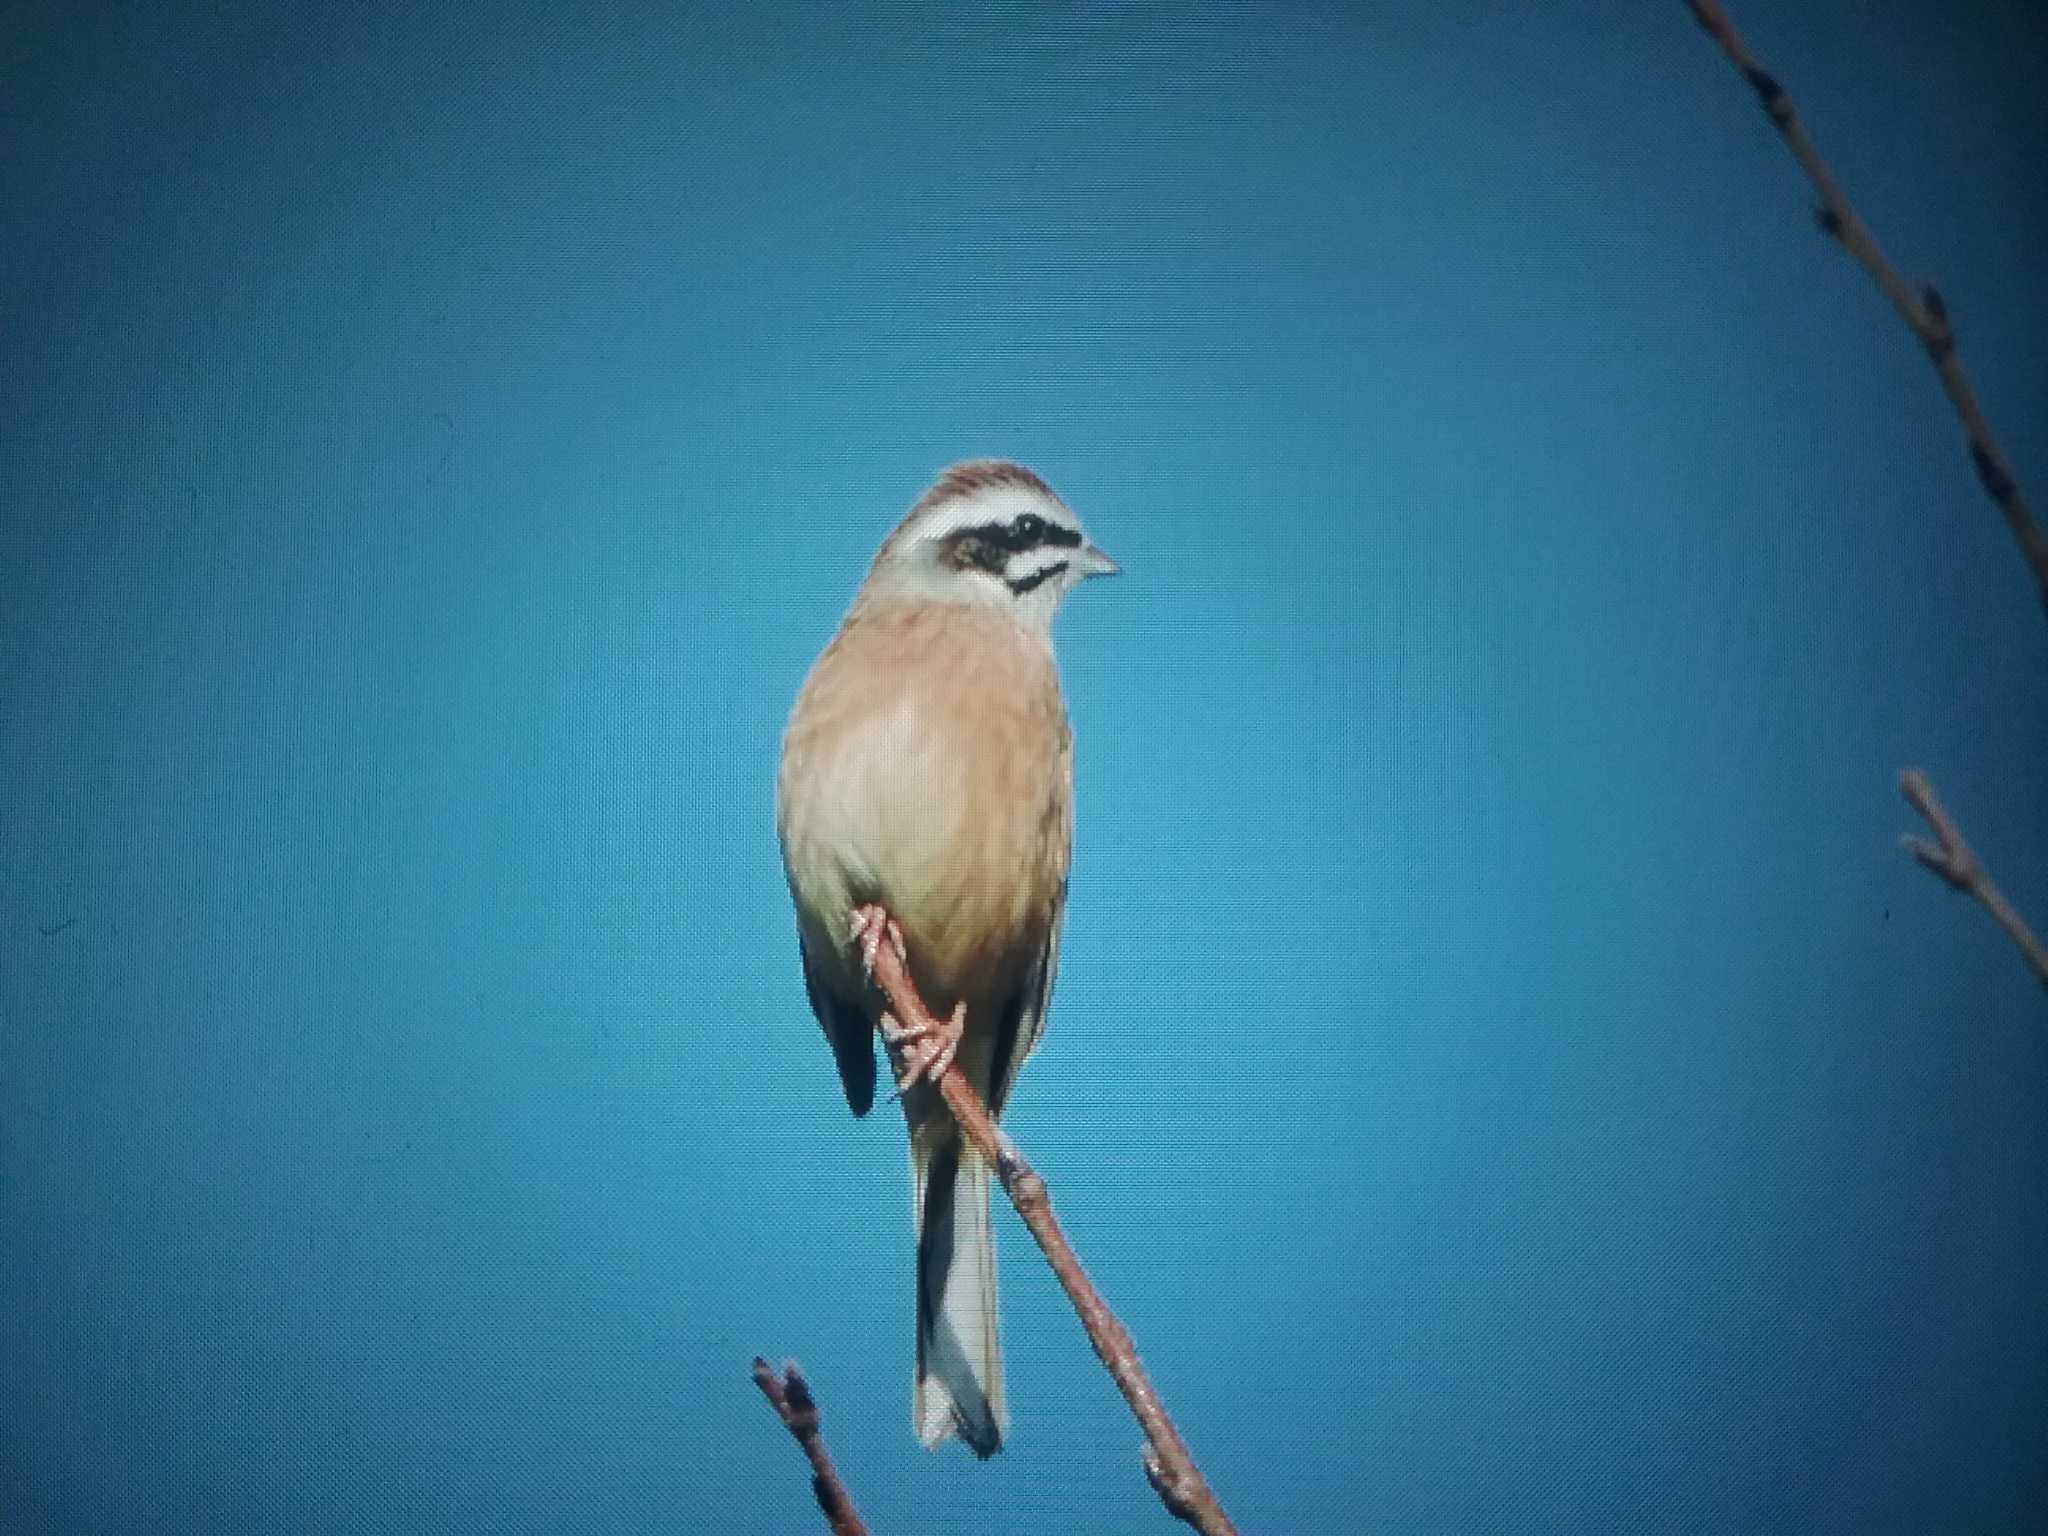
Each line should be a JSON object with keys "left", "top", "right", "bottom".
{"left": 1073, "top": 542, "right": 1120, "bottom": 579}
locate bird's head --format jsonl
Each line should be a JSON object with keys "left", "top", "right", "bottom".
{"left": 859, "top": 460, "right": 1118, "bottom": 628}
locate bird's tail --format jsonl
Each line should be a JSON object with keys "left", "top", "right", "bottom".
{"left": 911, "top": 1129, "right": 1004, "bottom": 1456}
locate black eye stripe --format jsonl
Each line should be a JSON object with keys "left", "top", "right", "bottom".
{"left": 951, "top": 516, "right": 1081, "bottom": 554}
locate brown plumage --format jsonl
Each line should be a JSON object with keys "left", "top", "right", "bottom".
{"left": 776, "top": 461, "right": 1116, "bottom": 1456}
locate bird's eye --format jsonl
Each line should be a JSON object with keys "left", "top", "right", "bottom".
{"left": 1013, "top": 514, "right": 1045, "bottom": 542}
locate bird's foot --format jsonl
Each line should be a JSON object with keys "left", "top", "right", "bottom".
{"left": 850, "top": 903, "right": 908, "bottom": 982}
{"left": 879, "top": 1002, "right": 966, "bottom": 1093}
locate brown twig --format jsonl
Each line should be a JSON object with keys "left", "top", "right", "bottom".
{"left": 1900, "top": 770, "right": 2048, "bottom": 991}
{"left": 863, "top": 911, "right": 1239, "bottom": 1536}
{"left": 1685, "top": 0, "right": 2048, "bottom": 615}
{"left": 751, "top": 1358, "right": 871, "bottom": 1536}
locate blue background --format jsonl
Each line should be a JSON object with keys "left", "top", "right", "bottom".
{"left": 5, "top": 2, "right": 2045, "bottom": 1531}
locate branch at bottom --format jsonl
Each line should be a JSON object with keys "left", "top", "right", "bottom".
{"left": 752, "top": 1357, "right": 871, "bottom": 1536}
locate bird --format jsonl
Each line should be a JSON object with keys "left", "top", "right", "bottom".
{"left": 776, "top": 460, "right": 1117, "bottom": 1457}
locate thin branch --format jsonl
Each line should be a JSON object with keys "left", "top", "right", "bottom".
{"left": 1685, "top": 0, "right": 2048, "bottom": 615}
{"left": 752, "top": 1358, "right": 871, "bottom": 1536}
{"left": 1900, "top": 770, "right": 2048, "bottom": 991}
{"left": 862, "top": 909, "right": 1239, "bottom": 1536}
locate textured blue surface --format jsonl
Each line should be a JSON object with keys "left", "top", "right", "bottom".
{"left": 4, "top": 3, "right": 2046, "bottom": 1531}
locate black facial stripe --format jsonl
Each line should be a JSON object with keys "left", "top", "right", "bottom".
{"left": 1006, "top": 559, "right": 1069, "bottom": 596}
{"left": 954, "top": 517, "right": 1082, "bottom": 554}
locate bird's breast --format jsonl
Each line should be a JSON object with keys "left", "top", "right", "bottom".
{"left": 779, "top": 603, "right": 1073, "bottom": 1007}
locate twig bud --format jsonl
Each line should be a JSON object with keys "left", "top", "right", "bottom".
{"left": 1744, "top": 65, "right": 1791, "bottom": 125}
{"left": 1971, "top": 442, "right": 2016, "bottom": 504}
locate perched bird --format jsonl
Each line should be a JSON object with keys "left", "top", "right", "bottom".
{"left": 777, "top": 460, "right": 1117, "bottom": 1456}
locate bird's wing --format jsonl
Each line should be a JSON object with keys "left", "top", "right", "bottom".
{"left": 988, "top": 708, "right": 1074, "bottom": 1121}
{"left": 799, "top": 923, "right": 877, "bottom": 1117}
{"left": 987, "top": 889, "right": 1064, "bottom": 1120}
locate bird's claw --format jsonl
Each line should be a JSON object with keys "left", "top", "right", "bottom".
{"left": 879, "top": 1002, "right": 966, "bottom": 1093}
{"left": 854, "top": 904, "right": 959, "bottom": 1091}
{"left": 850, "top": 903, "right": 907, "bottom": 982}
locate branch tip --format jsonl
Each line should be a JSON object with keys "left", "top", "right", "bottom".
{"left": 752, "top": 1359, "right": 868, "bottom": 1536}
{"left": 1688, "top": 0, "right": 2048, "bottom": 610}
{"left": 1897, "top": 771, "right": 2048, "bottom": 990}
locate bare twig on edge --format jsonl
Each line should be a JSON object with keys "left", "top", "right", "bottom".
{"left": 1900, "top": 770, "right": 2048, "bottom": 992}
{"left": 1685, "top": 0, "right": 2048, "bottom": 615}
{"left": 752, "top": 1358, "right": 871, "bottom": 1536}
{"left": 861, "top": 907, "right": 1239, "bottom": 1536}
